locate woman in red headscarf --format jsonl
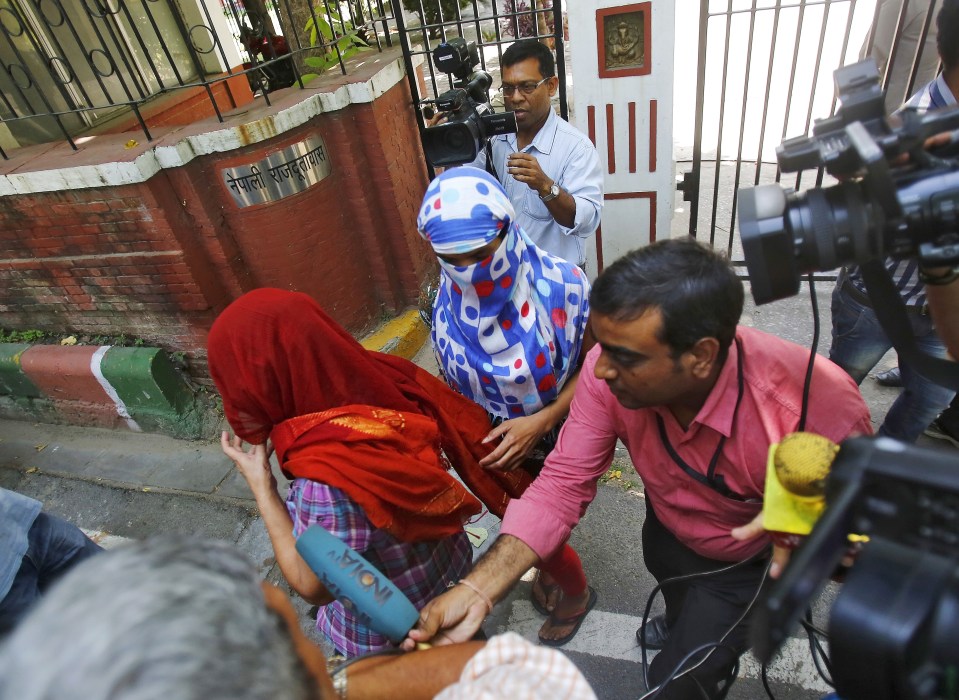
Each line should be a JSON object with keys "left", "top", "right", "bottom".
{"left": 209, "top": 288, "right": 529, "bottom": 657}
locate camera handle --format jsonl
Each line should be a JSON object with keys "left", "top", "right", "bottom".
{"left": 847, "top": 121, "right": 902, "bottom": 219}
{"left": 860, "top": 259, "right": 959, "bottom": 391}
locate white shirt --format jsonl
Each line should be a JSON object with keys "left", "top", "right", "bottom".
{"left": 471, "top": 110, "right": 603, "bottom": 266}
{"left": 435, "top": 632, "right": 597, "bottom": 700}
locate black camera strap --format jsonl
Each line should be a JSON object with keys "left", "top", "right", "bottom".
{"left": 483, "top": 140, "right": 499, "bottom": 181}
{"left": 655, "top": 339, "right": 758, "bottom": 503}
{"left": 860, "top": 259, "right": 959, "bottom": 391}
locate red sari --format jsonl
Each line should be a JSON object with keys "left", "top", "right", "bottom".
{"left": 207, "top": 288, "right": 531, "bottom": 542}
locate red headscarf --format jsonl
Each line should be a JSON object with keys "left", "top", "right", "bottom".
{"left": 208, "top": 288, "right": 530, "bottom": 542}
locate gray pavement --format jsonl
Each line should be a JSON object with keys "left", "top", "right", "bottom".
{"left": 1, "top": 280, "right": 956, "bottom": 699}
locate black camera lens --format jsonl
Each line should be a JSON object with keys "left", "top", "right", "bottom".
{"left": 423, "top": 120, "right": 482, "bottom": 167}
{"left": 739, "top": 182, "right": 883, "bottom": 305}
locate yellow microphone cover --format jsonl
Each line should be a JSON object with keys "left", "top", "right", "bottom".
{"left": 773, "top": 432, "right": 838, "bottom": 496}
{"left": 761, "top": 433, "right": 836, "bottom": 535}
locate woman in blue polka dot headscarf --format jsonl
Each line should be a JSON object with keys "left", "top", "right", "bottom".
{"left": 418, "top": 167, "right": 595, "bottom": 646}
{"left": 418, "top": 166, "right": 592, "bottom": 470}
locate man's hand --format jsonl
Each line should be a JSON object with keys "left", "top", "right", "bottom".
{"left": 730, "top": 513, "right": 790, "bottom": 579}
{"left": 480, "top": 413, "right": 553, "bottom": 471}
{"left": 401, "top": 584, "right": 489, "bottom": 650}
{"left": 221, "top": 432, "right": 276, "bottom": 498}
{"left": 507, "top": 153, "right": 551, "bottom": 196}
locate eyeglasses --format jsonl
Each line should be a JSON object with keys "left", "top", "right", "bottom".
{"left": 499, "top": 77, "right": 550, "bottom": 96}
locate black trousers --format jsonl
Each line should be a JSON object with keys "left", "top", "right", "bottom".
{"left": 642, "top": 497, "right": 769, "bottom": 700}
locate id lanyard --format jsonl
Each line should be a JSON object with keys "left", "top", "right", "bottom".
{"left": 654, "top": 339, "right": 757, "bottom": 503}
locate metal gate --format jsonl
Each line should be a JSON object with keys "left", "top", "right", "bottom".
{"left": 679, "top": 0, "right": 942, "bottom": 269}
{"left": 392, "top": 0, "right": 567, "bottom": 178}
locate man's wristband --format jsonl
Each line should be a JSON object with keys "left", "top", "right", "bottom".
{"left": 919, "top": 265, "right": 959, "bottom": 286}
{"left": 459, "top": 578, "right": 493, "bottom": 615}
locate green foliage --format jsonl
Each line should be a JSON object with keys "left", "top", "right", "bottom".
{"left": 0, "top": 329, "right": 149, "bottom": 347}
{"left": 303, "top": 6, "right": 371, "bottom": 74}
{"left": 0, "top": 328, "right": 46, "bottom": 343}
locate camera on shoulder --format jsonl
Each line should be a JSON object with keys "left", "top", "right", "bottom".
{"left": 738, "top": 59, "right": 959, "bottom": 305}
{"left": 420, "top": 38, "right": 517, "bottom": 167}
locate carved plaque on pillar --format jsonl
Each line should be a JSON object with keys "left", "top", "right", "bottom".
{"left": 596, "top": 3, "right": 651, "bottom": 79}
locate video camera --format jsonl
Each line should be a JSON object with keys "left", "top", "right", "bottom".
{"left": 420, "top": 38, "right": 517, "bottom": 167}
{"left": 752, "top": 437, "right": 959, "bottom": 700}
{"left": 738, "top": 59, "right": 959, "bottom": 306}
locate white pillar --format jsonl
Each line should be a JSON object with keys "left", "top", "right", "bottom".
{"left": 567, "top": 0, "right": 676, "bottom": 275}
{"left": 179, "top": 0, "right": 245, "bottom": 74}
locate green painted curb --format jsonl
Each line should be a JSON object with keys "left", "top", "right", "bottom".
{"left": 100, "top": 347, "right": 199, "bottom": 438}
{"left": 0, "top": 344, "right": 42, "bottom": 398}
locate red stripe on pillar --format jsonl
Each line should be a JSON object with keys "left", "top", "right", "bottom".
{"left": 606, "top": 104, "right": 615, "bottom": 174}
{"left": 587, "top": 105, "right": 596, "bottom": 146}
{"left": 649, "top": 100, "right": 658, "bottom": 173}
{"left": 650, "top": 194, "right": 657, "bottom": 242}
{"left": 595, "top": 224, "right": 604, "bottom": 273}
{"left": 628, "top": 102, "right": 636, "bottom": 173}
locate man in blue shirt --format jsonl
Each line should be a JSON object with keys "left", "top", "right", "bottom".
{"left": 0, "top": 487, "right": 101, "bottom": 634}
{"left": 471, "top": 40, "right": 603, "bottom": 268}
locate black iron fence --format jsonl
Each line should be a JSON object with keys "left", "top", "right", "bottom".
{"left": 0, "top": 0, "right": 396, "bottom": 158}
{"left": 392, "top": 0, "right": 566, "bottom": 178}
{"left": 680, "top": 0, "right": 941, "bottom": 267}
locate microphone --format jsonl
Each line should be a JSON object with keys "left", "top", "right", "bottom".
{"left": 762, "top": 432, "right": 840, "bottom": 549}
{"left": 295, "top": 524, "right": 420, "bottom": 643}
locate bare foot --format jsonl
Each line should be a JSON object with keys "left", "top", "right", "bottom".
{"left": 538, "top": 587, "right": 593, "bottom": 644}
{"left": 531, "top": 569, "right": 561, "bottom": 614}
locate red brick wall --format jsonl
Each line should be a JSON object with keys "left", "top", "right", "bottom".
{"left": 0, "top": 75, "right": 435, "bottom": 383}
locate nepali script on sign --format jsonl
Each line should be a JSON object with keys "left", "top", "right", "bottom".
{"left": 221, "top": 136, "right": 332, "bottom": 207}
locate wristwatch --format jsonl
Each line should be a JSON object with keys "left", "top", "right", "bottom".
{"left": 540, "top": 182, "right": 561, "bottom": 202}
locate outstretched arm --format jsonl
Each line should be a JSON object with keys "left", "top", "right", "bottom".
{"left": 221, "top": 433, "right": 333, "bottom": 605}
{"left": 401, "top": 534, "right": 539, "bottom": 649}
{"left": 346, "top": 641, "right": 486, "bottom": 699}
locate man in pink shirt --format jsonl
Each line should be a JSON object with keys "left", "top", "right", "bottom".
{"left": 406, "top": 239, "right": 872, "bottom": 698}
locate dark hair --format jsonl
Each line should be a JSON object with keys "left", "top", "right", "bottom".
{"left": 501, "top": 39, "right": 555, "bottom": 78}
{"left": 938, "top": 0, "right": 959, "bottom": 71}
{"left": 590, "top": 238, "right": 744, "bottom": 361}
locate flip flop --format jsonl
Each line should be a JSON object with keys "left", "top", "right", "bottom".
{"left": 538, "top": 586, "right": 597, "bottom": 647}
{"left": 530, "top": 571, "right": 561, "bottom": 616}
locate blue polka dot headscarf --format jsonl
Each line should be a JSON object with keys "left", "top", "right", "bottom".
{"left": 417, "top": 166, "right": 516, "bottom": 255}
{"left": 417, "top": 167, "right": 590, "bottom": 419}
